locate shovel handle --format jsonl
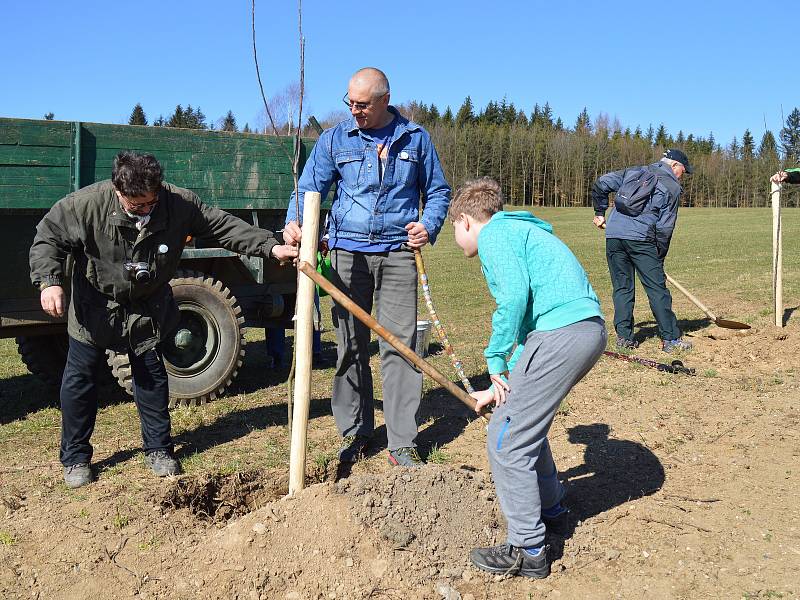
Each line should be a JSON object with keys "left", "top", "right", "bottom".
{"left": 664, "top": 272, "right": 717, "bottom": 321}
{"left": 297, "top": 261, "right": 487, "bottom": 418}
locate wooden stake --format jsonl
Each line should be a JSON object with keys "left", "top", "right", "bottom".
{"left": 288, "top": 191, "right": 321, "bottom": 495}
{"left": 771, "top": 182, "right": 783, "bottom": 328}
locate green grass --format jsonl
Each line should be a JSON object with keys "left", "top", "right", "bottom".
{"left": 112, "top": 508, "right": 130, "bottom": 530}
{"left": 0, "top": 531, "right": 16, "bottom": 546}
{"left": 426, "top": 443, "right": 449, "bottom": 464}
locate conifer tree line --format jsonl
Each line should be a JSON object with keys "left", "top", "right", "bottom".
{"left": 396, "top": 99, "right": 800, "bottom": 209}
{"left": 126, "top": 101, "right": 800, "bottom": 208}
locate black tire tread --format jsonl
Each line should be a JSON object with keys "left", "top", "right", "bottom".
{"left": 106, "top": 270, "right": 245, "bottom": 409}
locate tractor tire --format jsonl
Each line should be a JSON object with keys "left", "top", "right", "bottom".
{"left": 16, "top": 333, "right": 70, "bottom": 387}
{"left": 107, "top": 271, "right": 245, "bottom": 409}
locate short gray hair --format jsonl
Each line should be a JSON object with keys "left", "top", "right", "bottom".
{"left": 661, "top": 157, "right": 678, "bottom": 168}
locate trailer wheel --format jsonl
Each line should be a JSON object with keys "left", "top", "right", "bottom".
{"left": 107, "top": 271, "right": 246, "bottom": 408}
{"left": 16, "top": 334, "right": 69, "bottom": 387}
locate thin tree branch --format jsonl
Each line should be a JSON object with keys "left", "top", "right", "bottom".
{"left": 251, "top": 0, "right": 291, "bottom": 157}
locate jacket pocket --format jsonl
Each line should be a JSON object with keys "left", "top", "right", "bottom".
{"left": 76, "top": 298, "right": 124, "bottom": 349}
{"left": 394, "top": 149, "right": 419, "bottom": 185}
{"left": 496, "top": 416, "right": 512, "bottom": 451}
{"left": 334, "top": 149, "right": 366, "bottom": 188}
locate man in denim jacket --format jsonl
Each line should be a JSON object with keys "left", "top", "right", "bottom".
{"left": 283, "top": 67, "right": 450, "bottom": 466}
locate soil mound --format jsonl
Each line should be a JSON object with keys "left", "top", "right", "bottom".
{"left": 337, "top": 465, "right": 502, "bottom": 568}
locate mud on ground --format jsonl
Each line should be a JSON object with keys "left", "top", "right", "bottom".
{"left": 0, "top": 320, "right": 798, "bottom": 600}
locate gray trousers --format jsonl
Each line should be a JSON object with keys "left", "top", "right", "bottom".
{"left": 487, "top": 317, "right": 607, "bottom": 549}
{"left": 328, "top": 248, "right": 422, "bottom": 450}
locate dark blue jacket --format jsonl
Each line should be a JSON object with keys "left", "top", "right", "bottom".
{"left": 592, "top": 161, "right": 682, "bottom": 258}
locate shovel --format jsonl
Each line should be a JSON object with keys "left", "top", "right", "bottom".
{"left": 664, "top": 273, "right": 750, "bottom": 330}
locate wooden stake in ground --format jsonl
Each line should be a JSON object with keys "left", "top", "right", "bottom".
{"left": 771, "top": 181, "right": 783, "bottom": 327}
{"left": 288, "top": 191, "right": 321, "bottom": 495}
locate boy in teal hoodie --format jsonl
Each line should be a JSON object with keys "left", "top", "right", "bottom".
{"left": 450, "top": 177, "right": 606, "bottom": 579}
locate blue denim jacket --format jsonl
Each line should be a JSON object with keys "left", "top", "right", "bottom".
{"left": 286, "top": 107, "right": 451, "bottom": 245}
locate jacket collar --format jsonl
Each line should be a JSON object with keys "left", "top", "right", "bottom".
{"left": 107, "top": 186, "right": 168, "bottom": 234}
{"left": 653, "top": 161, "right": 680, "bottom": 185}
{"left": 346, "top": 105, "right": 420, "bottom": 135}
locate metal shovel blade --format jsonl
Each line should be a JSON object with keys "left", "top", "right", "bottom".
{"left": 714, "top": 318, "right": 751, "bottom": 330}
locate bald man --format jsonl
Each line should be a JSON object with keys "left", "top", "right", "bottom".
{"left": 283, "top": 67, "right": 451, "bottom": 466}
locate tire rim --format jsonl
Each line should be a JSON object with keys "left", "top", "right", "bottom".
{"left": 163, "top": 302, "right": 221, "bottom": 377}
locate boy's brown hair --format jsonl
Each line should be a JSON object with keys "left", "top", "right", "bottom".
{"left": 448, "top": 177, "right": 504, "bottom": 222}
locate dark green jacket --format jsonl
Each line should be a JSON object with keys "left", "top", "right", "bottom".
{"left": 785, "top": 168, "right": 800, "bottom": 184}
{"left": 30, "top": 180, "right": 279, "bottom": 355}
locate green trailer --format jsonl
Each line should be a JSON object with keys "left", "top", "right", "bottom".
{"left": 0, "top": 117, "right": 314, "bottom": 406}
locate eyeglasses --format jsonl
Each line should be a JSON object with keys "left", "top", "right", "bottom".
{"left": 342, "top": 92, "right": 387, "bottom": 111}
{"left": 119, "top": 191, "right": 160, "bottom": 210}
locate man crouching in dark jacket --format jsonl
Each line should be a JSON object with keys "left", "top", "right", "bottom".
{"left": 29, "top": 151, "right": 298, "bottom": 488}
{"left": 591, "top": 149, "right": 693, "bottom": 354}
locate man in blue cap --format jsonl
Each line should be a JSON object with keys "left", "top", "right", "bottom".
{"left": 591, "top": 149, "right": 693, "bottom": 353}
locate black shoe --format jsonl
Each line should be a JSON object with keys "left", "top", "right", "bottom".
{"left": 469, "top": 543, "right": 550, "bottom": 579}
{"left": 63, "top": 463, "right": 93, "bottom": 489}
{"left": 387, "top": 447, "right": 423, "bottom": 467}
{"left": 338, "top": 435, "right": 370, "bottom": 463}
{"left": 144, "top": 449, "right": 181, "bottom": 477}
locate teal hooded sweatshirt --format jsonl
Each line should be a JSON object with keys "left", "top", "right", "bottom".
{"left": 478, "top": 211, "right": 603, "bottom": 375}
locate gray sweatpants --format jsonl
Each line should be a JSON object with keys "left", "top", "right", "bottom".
{"left": 487, "top": 317, "right": 607, "bottom": 549}
{"left": 328, "top": 247, "right": 422, "bottom": 450}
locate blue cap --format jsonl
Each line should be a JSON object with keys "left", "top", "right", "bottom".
{"left": 663, "top": 148, "right": 693, "bottom": 174}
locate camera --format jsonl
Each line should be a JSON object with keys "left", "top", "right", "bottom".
{"left": 123, "top": 261, "right": 151, "bottom": 283}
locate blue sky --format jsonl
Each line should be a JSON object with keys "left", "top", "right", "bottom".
{"left": 1, "top": 0, "right": 795, "bottom": 147}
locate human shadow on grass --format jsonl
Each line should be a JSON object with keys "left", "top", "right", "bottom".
{"left": 545, "top": 423, "right": 665, "bottom": 561}
{"left": 783, "top": 305, "right": 799, "bottom": 326}
{"left": 0, "top": 373, "right": 130, "bottom": 426}
{"left": 633, "top": 317, "right": 711, "bottom": 343}
{"left": 95, "top": 397, "right": 335, "bottom": 472}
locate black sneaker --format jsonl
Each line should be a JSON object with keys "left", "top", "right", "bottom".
{"left": 615, "top": 337, "right": 639, "bottom": 350}
{"left": 387, "top": 447, "right": 423, "bottom": 467}
{"left": 63, "top": 463, "right": 93, "bottom": 489}
{"left": 338, "top": 435, "right": 370, "bottom": 463}
{"left": 469, "top": 543, "right": 550, "bottom": 579}
{"left": 144, "top": 449, "right": 181, "bottom": 477}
